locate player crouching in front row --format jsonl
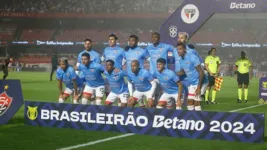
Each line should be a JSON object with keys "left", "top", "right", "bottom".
{"left": 154, "top": 58, "right": 183, "bottom": 110}
{"left": 77, "top": 53, "right": 105, "bottom": 105}
{"left": 57, "top": 57, "right": 84, "bottom": 104}
{"left": 104, "top": 60, "right": 129, "bottom": 107}
{"left": 127, "top": 60, "right": 157, "bottom": 108}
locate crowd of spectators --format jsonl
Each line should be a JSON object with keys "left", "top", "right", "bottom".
{"left": 0, "top": 0, "right": 181, "bottom": 13}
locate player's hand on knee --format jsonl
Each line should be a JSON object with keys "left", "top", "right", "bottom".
{"left": 195, "top": 88, "right": 201, "bottom": 97}
{"left": 73, "top": 94, "right": 79, "bottom": 101}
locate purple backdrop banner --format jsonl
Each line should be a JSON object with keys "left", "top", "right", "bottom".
{"left": 160, "top": 0, "right": 267, "bottom": 45}
{"left": 0, "top": 80, "right": 24, "bottom": 125}
{"left": 25, "top": 101, "right": 264, "bottom": 143}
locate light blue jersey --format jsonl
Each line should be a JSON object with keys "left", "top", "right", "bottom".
{"left": 125, "top": 46, "right": 148, "bottom": 73}
{"left": 78, "top": 62, "right": 105, "bottom": 87}
{"left": 146, "top": 43, "right": 173, "bottom": 74}
{"left": 104, "top": 69, "right": 128, "bottom": 94}
{"left": 179, "top": 52, "right": 202, "bottom": 85}
{"left": 186, "top": 45, "right": 204, "bottom": 64}
{"left": 56, "top": 65, "right": 83, "bottom": 89}
{"left": 153, "top": 69, "right": 180, "bottom": 94}
{"left": 77, "top": 50, "right": 101, "bottom": 64}
{"left": 127, "top": 69, "right": 154, "bottom": 92}
{"left": 103, "top": 45, "right": 125, "bottom": 69}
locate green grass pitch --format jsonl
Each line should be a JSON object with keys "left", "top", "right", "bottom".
{"left": 0, "top": 72, "right": 267, "bottom": 150}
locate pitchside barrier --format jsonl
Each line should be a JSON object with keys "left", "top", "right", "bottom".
{"left": 24, "top": 101, "right": 264, "bottom": 143}
{"left": 0, "top": 80, "right": 24, "bottom": 125}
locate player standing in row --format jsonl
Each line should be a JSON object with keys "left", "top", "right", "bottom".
{"left": 127, "top": 60, "right": 157, "bottom": 108}
{"left": 235, "top": 51, "right": 252, "bottom": 103}
{"left": 102, "top": 34, "right": 125, "bottom": 69}
{"left": 173, "top": 32, "right": 204, "bottom": 105}
{"left": 125, "top": 35, "right": 148, "bottom": 107}
{"left": 154, "top": 58, "right": 183, "bottom": 109}
{"left": 56, "top": 57, "right": 84, "bottom": 104}
{"left": 76, "top": 39, "right": 101, "bottom": 75}
{"left": 177, "top": 43, "right": 206, "bottom": 111}
{"left": 77, "top": 53, "right": 105, "bottom": 105}
{"left": 125, "top": 35, "right": 148, "bottom": 73}
{"left": 104, "top": 60, "right": 129, "bottom": 107}
{"left": 205, "top": 47, "right": 221, "bottom": 104}
{"left": 145, "top": 32, "right": 174, "bottom": 75}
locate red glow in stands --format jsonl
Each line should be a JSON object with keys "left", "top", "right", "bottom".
{"left": 0, "top": 24, "right": 16, "bottom": 41}
{"left": 19, "top": 55, "right": 51, "bottom": 63}
{"left": 20, "top": 29, "right": 54, "bottom": 41}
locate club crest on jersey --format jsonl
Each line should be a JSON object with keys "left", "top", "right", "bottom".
{"left": 113, "top": 50, "right": 117, "bottom": 54}
{"left": 113, "top": 75, "right": 119, "bottom": 80}
{"left": 159, "top": 48, "right": 163, "bottom": 51}
{"left": 139, "top": 77, "right": 144, "bottom": 81}
{"left": 27, "top": 106, "right": 38, "bottom": 121}
{"left": 0, "top": 92, "right": 13, "bottom": 116}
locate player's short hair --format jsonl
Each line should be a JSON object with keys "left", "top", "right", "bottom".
{"left": 131, "top": 60, "right": 140, "bottom": 66}
{"left": 178, "top": 32, "right": 189, "bottom": 41}
{"left": 109, "top": 34, "right": 118, "bottom": 40}
{"left": 176, "top": 42, "right": 186, "bottom": 49}
{"left": 129, "top": 35, "right": 139, "bottom": 41}
{"left": 152, "top": 32, "right": 160, "bottom": 38}
{"left": 84, "top": 39, "right": 92, "bottom": 43}
{"left": 81, "top": 52, "right": 90, "bottom": 59}
{"left": 157, "top": 58, "right": 166, "bottom": 65}
{"left": 60, "top": 57, "right": 68, "bottom": 65}
{"left": 106, "top": 59, "right": 115, "bottom": 66}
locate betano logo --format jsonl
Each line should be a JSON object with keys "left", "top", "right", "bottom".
{"left": 230, "top": 3, "right": 256, "bottom": 9}
{"left": 27, "top": 106, "right": 38, "bottom": 120}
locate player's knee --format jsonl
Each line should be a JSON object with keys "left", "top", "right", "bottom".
{"left": 147, "top": 100, "right": 154, "bottom": 108}
{"left": 157, "top": 101, "right": 166, "bottom": 108}
{"left": 244, "top": 85, "right": 248, "bottom": 89}
{"left": 194, "top": 101, "right": 201, "bottom": 106}
{"left": 105, "top": 101, "right": 112, "bottom": 106}
{"left": 187, "top": 100, "right": 194, "bottom": 105}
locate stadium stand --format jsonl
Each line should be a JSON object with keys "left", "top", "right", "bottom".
{"left": 0, "top": 24, "right": 16, "bottom": 41}
{"left": 0, "top": 0, "right": 181, "bottom": 13}
{"left": 20, "top": 29, "right": 54, "bottom": 41}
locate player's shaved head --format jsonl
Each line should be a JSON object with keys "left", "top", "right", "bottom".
{"left": 152, "top": 32, "right": 160, "bottom": 45}
{"left": 131, "top": 60, "right": 140, "bottom": 74}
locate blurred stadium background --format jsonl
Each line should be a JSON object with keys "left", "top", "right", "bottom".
{"left": 0, "top": 0, "right": 266, "bottom": 77}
